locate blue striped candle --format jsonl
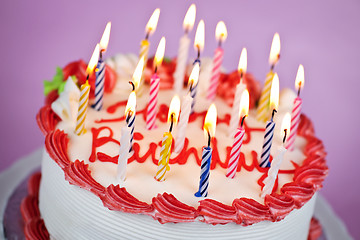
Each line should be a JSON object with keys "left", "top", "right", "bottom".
{"left": 93, "top": 57, "right": 105, "bottom": 111}
{"left": 195, "top": 146, "right": 212, "bottom": 197}
{"left": 260, "top": 120, "right": 275, "bottom": 168}
{"left": 190, "top": 60, "right": 200, "bottom": 113}
{"left": 127, "top": 112, "right": 135, "bottom": 154}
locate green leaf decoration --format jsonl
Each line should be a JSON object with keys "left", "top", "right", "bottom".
{"left": 43, "top": 67, "right": 64, "bottom": 96}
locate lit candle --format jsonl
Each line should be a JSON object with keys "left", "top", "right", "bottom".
{"left": 261, "top": 113, "right": 291, "bottom": 198}
{"left": 75, "top": 44, "right": 99, "bottom": 135}
{"left": 140, "top": 8, "right": 160, "bottom": 65}
{"left": 155, "top": 95, "right": 180, "bottom": 181}
{"left": 93, "top": 22, "right": 111, "bottom": 111}
{"left": 195, "top": 104, "right": 217, "bottom": 197}
{"left": 174, "top": 64, "right": 200, "bottom": 153}
{"left": 259, "top": 73, "right": 279, "bottom": 168}
{"left": 117, "top": 92, "right": 136, "bottom": 182}
{"left": 146, "top": 37, "right": 166, "bottom": 130}
{"left": 191, "top": 20, "right": 205, "bottom": 113}
{"left": 285, "top": 64, "right": 305, "bottom": 151}
{"left": 257, "top": 33, "right": 281, "bottom": 122}
{"left": 228, "top": 48, "right": 247, "bottom": 137}
{"left": 173, "top": 4, "right": 196, "bottom": 93}
{"left": 206, "top": 21, "right": 227, "bottom": 101}
{"left": 226, "top": 89, "right": 249, "bottom": 179}
{"left": 128, "top": 56, "right": 144, "bottom": 154}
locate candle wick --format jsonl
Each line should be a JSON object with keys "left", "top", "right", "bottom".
{"left": 270, "top": 64, "right": 275, "bottom": 71}
{"left": 129, "top": 81, "right": 135, "bottom": 91}
{"left": 100, "top": 50, "right": 104, "bottom": 60}
{"left": 154, "top": 65, "right": 158, "bottom": 74}
{"left": 207, "top": 130, "right": 211, "bottom": 147}
{"left": 169, "top": 113, "right": 175, "bottom": 132}
{"left": 240, "top": 115, "right": 246, "bottom": 128}
{"left": 197, "top": 45, "right": 201, "bottom": 59}
{"left": 185, "top": 28, "right": 189, "bottom": 35}
{"left": 297, "top": 83, "right": 301, "bottom": 97}
{"left": 189, "top": 81, "right": 193, "bottom": 93}
{"left": 240, "top": 70, "right": 244, "bottom": 80}
{"left": 145, "top": 31, "right": 150, "bottom": 40}
{"left": 126, "top": 111, "right": 132, "bottom": 124}
{"left": 271, "top": 109, "right": 277, "bottom": 121}
{"left": 86, "top": 74, "right": 89, "bottom": 81}
{"left": 283, "top": 129, "right": 287, "bottom": 144}
{"left": 218, "top": 40, "right": 222, "bottom": 48}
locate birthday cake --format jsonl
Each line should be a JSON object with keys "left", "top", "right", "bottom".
{"left": 23, "top": 7, "right": 327, "bottom": 240}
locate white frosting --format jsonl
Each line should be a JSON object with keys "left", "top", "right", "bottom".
{"left": 39, "top": 150, "right": 317, "bottom": 240}
{"left": 51, "top": 77, "right": 80, "bottom": 124}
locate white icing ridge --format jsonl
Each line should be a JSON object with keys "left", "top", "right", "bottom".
{"left": 39, "top": 150, "right": 317, "bottom": 240}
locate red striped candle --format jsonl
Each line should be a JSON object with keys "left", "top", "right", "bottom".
{"left": 226, "top": 127, "right": 245, "bottom": 178}
{"left": 146, "top": 74, "right": 160, "bottom": 130}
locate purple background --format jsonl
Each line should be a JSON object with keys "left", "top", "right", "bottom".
{"left": 1, "top": 0, "right": 358, "bottom": 238}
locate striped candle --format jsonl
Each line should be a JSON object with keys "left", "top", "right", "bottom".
{"left": 174, "top": 35, "right": 191, "bottom": 93}
{"left": 139, "top": 39, "right": 150, "bottom": 65}
{"left": 127, "top": 112, "right": 136, "bottom": 154}
{"left": 174, "top": 93, "right": 192, "bottom": 153}
{"left": 256, "top": 71, "right": 274, "bottom": 122}
{"left": 285, "top": 97, "right": 302, "bottom": 151}
{"left": 206, "top": 48, "right": 224, "bottom": 101}
{"left": 195, "top": 146, "right": 212, "bottom": 197}
{"left": 92, "top": 57, "right": 105, "bottom": 111}
{"left": 259, "top": 120, "right": 275, "bottom": 168}
{"left": 155, "top": 132, "right": 173, "bottom": 182}
{"left": 261, "top": 146, "right": 287, "bottom": 197}
{"left": 75, "top": 81, "right": 91, "bottom": 135}
{"left": 146, "top": 74, "right": 160, "bottom": 130}
{"left": 117, "top": 126, "right": 131, "bottom": 182}
{"left": 190, "top": 80, "right": 198, "bottom": 113}
{"left": 226, "top": 127, "right": 245, "bottom": 178}
{"left": 228, "top": 82, "right": 246, "bottom": 137}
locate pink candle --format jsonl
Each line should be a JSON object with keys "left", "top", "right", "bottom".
{"left": 206, "top": 21, "right": 227, "bottom": 101}
{"left": 146, "top": 73, "right": 160, "bottom": 130}
{"left": 226, "top": 89, "right": 249, "bottom": 178}
{"left": 285, "top": 64, "right": 304, "bottom": 151}
{"left": 146, "top": 37, "right": 166, "bottom": 130}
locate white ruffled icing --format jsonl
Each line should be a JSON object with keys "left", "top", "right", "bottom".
{"left": 51, "top": 77, "right": 80, "bottom": 124}
{"left": 39, "top": 150, "right": 317, "bottom": 240}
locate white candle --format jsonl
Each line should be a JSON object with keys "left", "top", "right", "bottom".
{"left": 174, "top": 93, "right": 192, "bottom": 153}
{"left": 117, "top": 126, "right": 131, "bottom": 182}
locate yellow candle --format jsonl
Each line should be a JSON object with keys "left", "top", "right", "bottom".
{"left": 154, "top": 95, "right": 180, "bottom": 182}
{"left": 256, "top": 33, "right": 280, "bottom": 122}
{"left": 75, "top": 81, "right": 90, "bottom": 135}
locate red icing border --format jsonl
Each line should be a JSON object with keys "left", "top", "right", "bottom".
{"left": 36, "top": 101, "right": 328, "bottom": 225}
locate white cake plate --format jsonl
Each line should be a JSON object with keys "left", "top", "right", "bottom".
{"left": 0, "top": 148, "right": 353, "bottom": 240}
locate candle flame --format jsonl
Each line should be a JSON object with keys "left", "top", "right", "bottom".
{"left": 281, "top": 112, "right": 291, "bottom": 141}
{"left": 125, "top": 91, "right": 136, "bottom": 116}
{"left": 215, "top": 21, "right": 227, "bottom": 43}
{"left": 86, "top": 44, "right": 100, "bottom": 75}
{"left": 194, "top": 20, "right": 205, "bottom": 52}
{"left": 238, "top": 48, "right": 247, "bottom": 74}
{"left": 188, "top": 62, "right": 200, "bottom": 87}
{"left": 239, "top": 89, "right": 249, "bottom": 118}
{"left": 270, "top": 73, "right": 280, "bottom": 110}
{"left": 183, "top": 4, "right": 196, "bottom": 32}
{"left": 269, "top": 33, "right": 281, "bottom": 66}
{"left": 168, "top": 95, "right": 181, "bottom": 126}
{"left": 145, "top": 8, "right": 160, "bottom": 36}
{"left": 132, "top": 56, "right": 145, "bottom": 90}
{"left": 99, "top": 22, "right": 111, "bottom": 52}
{"left": 295, "top": 64, "right": 305, "bottom": 91}
{"left": 154, "top": 37, "right": 166, "bottom": 69}
{"left": 204, "top": 104, "right": 217, "bottom": 138}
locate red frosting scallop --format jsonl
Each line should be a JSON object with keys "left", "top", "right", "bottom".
{"left": 198, "top": 199, "right": 238, "bottom": 224}
{"left": 152, "top": 193, "right": 198, "bottom": 223}
{"left": 28, "top": 172, "right": 41, "bottom": 197}
{"left": 44, "top": 130, "right": 70, "bottom": 169}
{"left": 297, "top": 114, "right": 315, "bottom": 137}
{"left": 305, "top": 136, "right": 327, "bottom": 158}
{"left": 233, "top": 198, "right": 272, "bottom": 226}
{"left": 24, "top": 218, "right": 50, "bottom": 240}
{"left": 62, "top": 60, "right": 117, "bottom": 99}
{"left": 102, "top": 184, "right": 154, "bottom": 214}
{"left": 293, "top": 165, "right": 329, "bottom": 190}
{"left": 308, "top": 217, "right": 323, "bottom": 240}
{"left": 21, "top": 196, "right": 40, "bottom": 223}
{"left": 64, "top": 160, "right": 105, "bottom": 197}
{"left": 36, "top": 106, "right": 60, "bottom": 136}
{"left": 264, "top": 193, "right": 295, "bottom": 221}
{"left": 281, "top": 182, "right": 315, "bottom": 208}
